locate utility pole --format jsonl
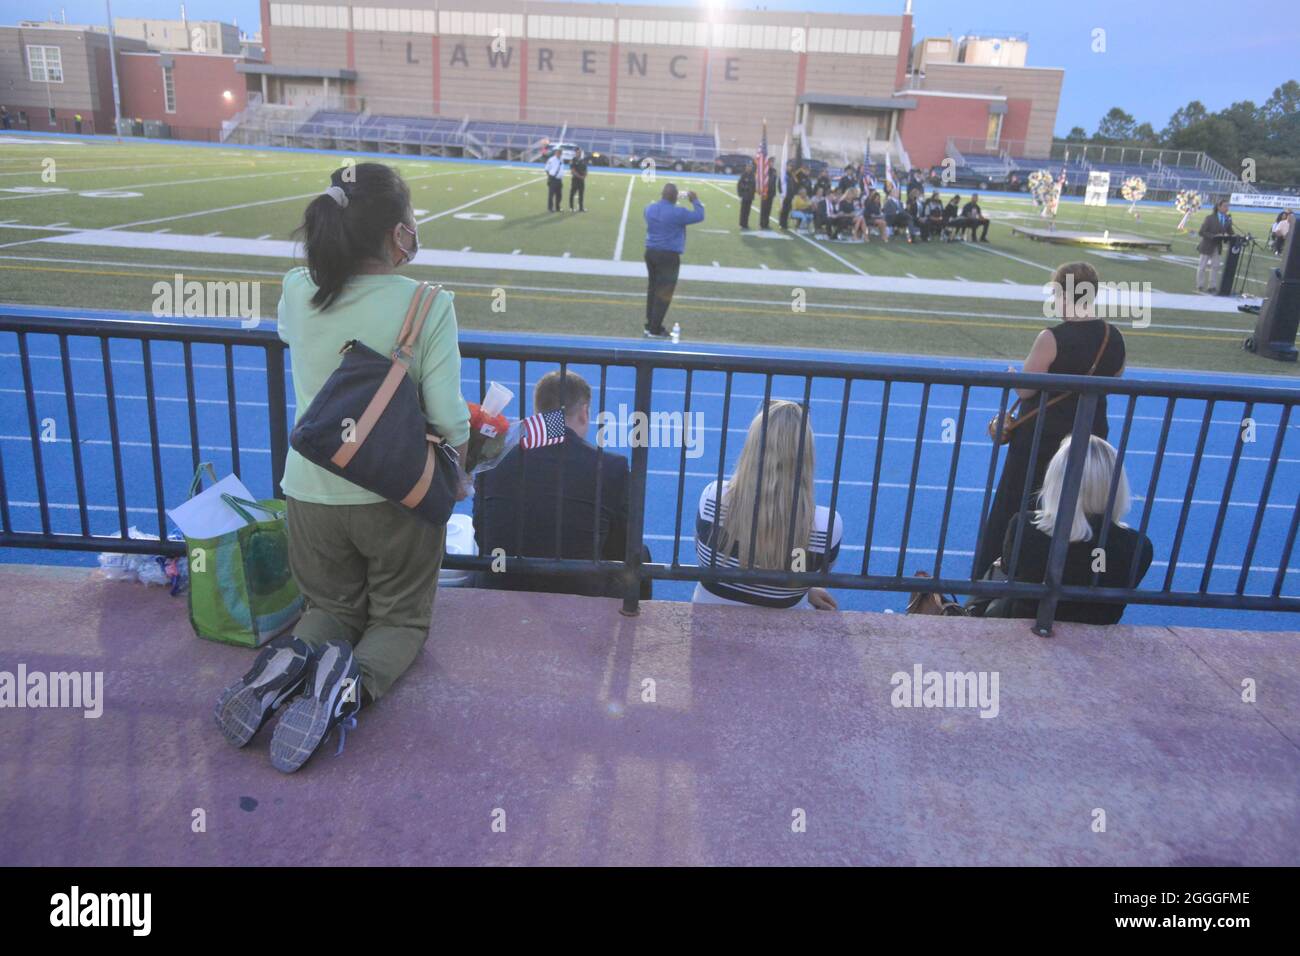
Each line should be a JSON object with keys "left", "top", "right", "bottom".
{"left": 105, "top": 0, "right": 123, "bottom": 135}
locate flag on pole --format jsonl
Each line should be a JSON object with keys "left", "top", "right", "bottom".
{"left": 518, "top": 407, "right": 567, "bottom": 450}
{"left": 779, "top": 133, "right": 789, "bottom": 197}
{"left": 884, "top": 149, "right": 895, "bottom": 196}
{"left": 756, "top": 120, "right": 771, "bottom": 200}
{"left": 863, "top": 138, "right": 873, "bottom": 191}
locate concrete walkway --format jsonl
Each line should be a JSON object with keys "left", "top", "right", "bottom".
{"left": 0, "top": 564, "right": 1295, "bottom": 866}
{"left": 39, "top": 228, "right": 1245, "bottom": 314}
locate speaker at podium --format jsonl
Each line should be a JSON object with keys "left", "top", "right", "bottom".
{"left": 1244, "top": 225, "right": 1300, "bottom": 362}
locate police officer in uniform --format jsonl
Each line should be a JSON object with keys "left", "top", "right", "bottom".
{"left": 737, "top": 163, "right": 756, "bottom": 230}
{"left": 545, "top": 149, "right": 564, "bottom": 212}
{"left": 569, "top": 149, "right": 588, "bottom": 212}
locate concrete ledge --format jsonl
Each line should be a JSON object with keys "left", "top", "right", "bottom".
{"left": 0, "top": 565, "right": 1296, "bottom": 866}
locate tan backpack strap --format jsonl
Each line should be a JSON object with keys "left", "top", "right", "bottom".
{"left": 400, "top": 445, "right": 437, "bottom": 508}
{"left": 392, "top": 282, "right": 429, "bottom": 356}
{"left": 395, "top": 283, "right": 442, "bottom": 361}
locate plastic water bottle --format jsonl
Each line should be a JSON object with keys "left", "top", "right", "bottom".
{"left": 670, "top": 322, "right": 681, "bottom": 344}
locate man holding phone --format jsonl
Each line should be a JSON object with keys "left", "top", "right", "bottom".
{"left": 642, "top": 183, "right": 705, "bottom": 338}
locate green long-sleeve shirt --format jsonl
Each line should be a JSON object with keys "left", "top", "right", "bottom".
{"left": 277, "top": 267, "right": 470, "bottom": 505}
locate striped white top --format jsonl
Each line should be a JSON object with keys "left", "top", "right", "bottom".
{"left": 694, "top": 480, "right": 843, "bottom": 608}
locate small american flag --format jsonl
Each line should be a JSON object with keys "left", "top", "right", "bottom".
{"left": 519, "top": 407, "right": 566, "bottom": 450}
{"left": 755, "top": 120, "right": 770, "bottom": 200}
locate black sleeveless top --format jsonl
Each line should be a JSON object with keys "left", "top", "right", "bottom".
{"left": 1030, "top": 319, "right": 1125, "bottom": 438}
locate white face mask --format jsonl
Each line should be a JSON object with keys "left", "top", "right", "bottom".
{"left": 396, "top": 222, "right": 419, "bottom": 265}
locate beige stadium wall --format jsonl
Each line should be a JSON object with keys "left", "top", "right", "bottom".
{"left": 524, "top": 38, "right": 610, "bottom": 127}
{"left": 258, "top": 0, "right": 920, "bottom": 145}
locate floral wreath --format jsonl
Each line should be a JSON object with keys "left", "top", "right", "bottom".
{"left": 1027, "top": 169, "right": 1055, "bottom": 204}
{"left": 1174, "top": 189, "right": 1203, "bottom": 214}
{"left": 1120, "top": 176, "right": 1147, "bottom": 202}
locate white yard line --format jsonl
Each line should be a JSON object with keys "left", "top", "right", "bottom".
{"left": 415, "top": 175, "right": 540, "bottom": 224}
{"left": 106, "top": 167, "right": 475, "bottom": 232}
{"left": 0, "top": 166, "right": 310, "bottom": 203}
{"left": 613, "top": 175, "right": 635, "bottom": 261}
{"left": 790, "top": 229, "right": 868, "bottom": 276}
{"left": 0, "top": 159, "right": 259, "bottom": 179}
{"left": 966, "top": 239, "right": 1054, "bottom": 273}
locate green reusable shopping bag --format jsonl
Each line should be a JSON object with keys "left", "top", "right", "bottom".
{"left": 183, "top": 465, "right": 302, "bottom": 648}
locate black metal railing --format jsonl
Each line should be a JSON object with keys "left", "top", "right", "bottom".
{"left": 2, "top": 312, "right": 1298, "bottom": 635}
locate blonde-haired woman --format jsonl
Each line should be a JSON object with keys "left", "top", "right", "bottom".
{"left": 693, "top": 401, "right": 843, "bottom": 609}
{"left": 984, "top": 435, "right": 1153, "bottom": 624}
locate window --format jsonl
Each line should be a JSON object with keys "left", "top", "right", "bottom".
{"left": 27, "top": 45, "right": 64, "bottom": 83}
{"left": 163, "top": 66, "right": 176, "bottom": 113}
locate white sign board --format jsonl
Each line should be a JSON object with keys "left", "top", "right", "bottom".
{"left": 1230, "top": 192, "right": 1299, "bottom": 210}
{"left": 1085, "top": 171, "right": 1111, "bottom": 207}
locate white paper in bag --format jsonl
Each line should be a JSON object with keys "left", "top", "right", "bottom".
{"left": 166, "top": 474, "right": 257, "bottom": 538}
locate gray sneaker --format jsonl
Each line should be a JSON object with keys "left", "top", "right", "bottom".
{"left": 269, "top": 640, "right": 362, "bottom": 773}
{"left": 213, "top": 635, "right": 312, "bottom": 748}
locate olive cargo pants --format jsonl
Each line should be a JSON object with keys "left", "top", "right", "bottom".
{"left": 286, "top": 497, "right": 445, "bottom": 703}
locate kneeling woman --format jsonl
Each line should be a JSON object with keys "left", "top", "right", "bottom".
{"left": 694, "top": 400, "right": 843, "bottom": 610}
{"left": 982, "top": 435, "right": 1153, "bottom": 624}
{"left": 214, "top": 163, "right": 470, "bottom": 772}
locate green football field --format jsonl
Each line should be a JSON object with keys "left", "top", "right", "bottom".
{"left": 0, "top": 134, "right": 1293, "bottom": 377}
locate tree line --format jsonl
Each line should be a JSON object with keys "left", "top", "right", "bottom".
{"left": 1061, "top": 80, "right": 1299, "bottom": 186}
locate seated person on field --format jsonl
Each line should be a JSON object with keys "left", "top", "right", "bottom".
{"left": 921, "top": 193, "right": 946, "bottom": 240}
{"left": 856, "top": 189, "right": 888, "bottom": 241}
{"left": 829, "top": 189, "right": 857, "bottom": 239}
{"left": 961, "top": 192, "right": 990, "bottom": 241}
{"left": 881, "top": 190, "right": 911, "bottom": 241}
{"left": 943, "top": 195, "right": 966, "bottom": 239}
{"left": 790, "top": 188, "right": 813, "bottom": 231}
{"left": 474, "top": 369, "right": 648, "bottom": 599}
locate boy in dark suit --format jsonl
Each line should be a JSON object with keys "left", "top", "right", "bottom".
{"left": 474, "top": 370, "right": 647, "bottom": 599}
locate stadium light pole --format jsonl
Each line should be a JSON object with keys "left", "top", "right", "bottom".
{"left": 701, "top": 0, "right": 725, "bottom": 135}
{"left": 104, "top": 0, "right": 123, "bottom": 136}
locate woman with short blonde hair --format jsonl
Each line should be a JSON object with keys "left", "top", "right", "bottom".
{"left": 984, "top": 435, "right": 1153, "bottom": 625}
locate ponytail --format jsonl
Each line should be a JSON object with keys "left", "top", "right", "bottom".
{"left": 295, "top": 162, "right": 411, "bottom": 310}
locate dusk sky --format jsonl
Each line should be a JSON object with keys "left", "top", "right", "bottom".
{"left": 10, "top": 0, "right": 1298, "bottom": 135}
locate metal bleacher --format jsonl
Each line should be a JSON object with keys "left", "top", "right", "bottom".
{"left": 254, "top": 107, "right": 721, "bottom": 167}
{"left": 463, "top": 120, "right": 563, "bottom": 160}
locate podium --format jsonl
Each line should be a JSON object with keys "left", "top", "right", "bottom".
{"left": 1216, "top": 234, "right": 1247, "bottom": 296}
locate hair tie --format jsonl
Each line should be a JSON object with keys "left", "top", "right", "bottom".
{"left": 324, "top": 185, "right": 349, "bottom": 208}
